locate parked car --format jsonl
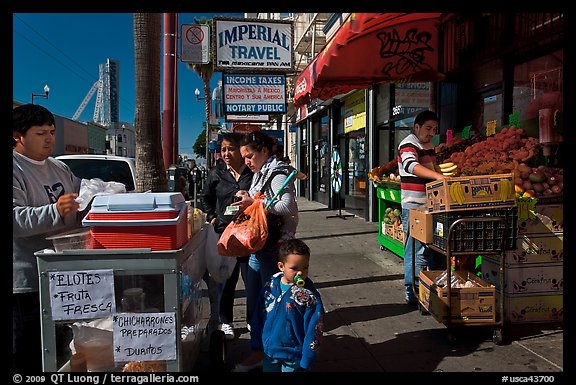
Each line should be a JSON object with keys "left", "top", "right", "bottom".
{"left": 55, "top": 154, "right": 137, "bottom": 192}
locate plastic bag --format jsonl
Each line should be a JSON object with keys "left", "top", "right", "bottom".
{"left": 205, "top": 223, "right": 237, "bottom": 283}
{"left": 217, "top": 198, "right": 269, "bottom": 256}
{"left": 76, "top": 178, "right": 126, "bottom": 211}
{"left": 70, "top": 317, "right": 117, "bottom": 372}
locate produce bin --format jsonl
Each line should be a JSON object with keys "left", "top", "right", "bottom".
{"left": 376, "top": 185, "right": 403, "bottom": 258}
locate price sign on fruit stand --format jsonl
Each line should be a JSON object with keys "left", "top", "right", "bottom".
{"left": 509, "top": 111, "right": 520, "bottom": 127}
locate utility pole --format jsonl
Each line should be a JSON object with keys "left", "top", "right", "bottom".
{"left": 162, "top": 13, "right": 176, "bottom": 170}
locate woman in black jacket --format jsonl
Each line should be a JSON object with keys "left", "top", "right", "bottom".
{"left": 199, "top": 132, "right": 253, "bottom": 340}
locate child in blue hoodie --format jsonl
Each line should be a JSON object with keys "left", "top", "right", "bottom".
{"left": 250, "top": 238, "right": 324, "bottom": 372}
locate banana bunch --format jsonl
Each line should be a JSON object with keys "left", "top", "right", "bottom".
{"left": 449, "top": 181, "right": 465, "bottom": 205}
{"left": 438, "top": 162, "right": 458, "bottom": 176}
{"left": 500, "top": 178, "right": 512, "bottom": 200}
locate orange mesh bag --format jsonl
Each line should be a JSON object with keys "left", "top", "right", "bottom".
{"left": 217, "top": 195, "right": 269, "bottom": 256}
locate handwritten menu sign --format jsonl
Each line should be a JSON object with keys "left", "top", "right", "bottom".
{"left": 113, "top": 312, "right": 177, "bottom": 361}
{"left": 49, "top": 269, "right": 115, "bottom": 321}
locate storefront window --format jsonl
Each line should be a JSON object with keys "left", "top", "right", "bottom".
{"left": 513, "top": 50, "right": 563, "bottom": 137}
{"left": 482, "top": 93, "right": 503, "bottom": 130}
{"left": 347, "top": 129, "right": 366, "bottom": 197}
{"left": 312, "top": 114, "right": 329, "bottom": 200}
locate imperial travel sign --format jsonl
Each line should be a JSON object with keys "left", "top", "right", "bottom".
{"left": 214, "top": 18, "right": 293, "bottom": 72}
{"left": 223, "top": 74, "right": 287, "bottom": 114}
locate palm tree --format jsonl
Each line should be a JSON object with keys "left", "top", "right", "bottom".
{"left": 186, "top": 16, "right": 214, "bottom": 168}
{"left": 133, "top": 13, "right": 168, "bottom": 192}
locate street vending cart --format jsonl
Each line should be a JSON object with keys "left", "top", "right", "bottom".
{"left": 35, "top": 192, "right": 209, "bottom": 372}
{"left": 411, "top": 174, "right": 518, "bottom": 344}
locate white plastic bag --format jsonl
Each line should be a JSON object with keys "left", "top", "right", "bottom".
{"left": 204, "top": 223, "right": 237, "bottom": 283}
{"left": 76, "top": 178, "right": 126, "bottom": 211}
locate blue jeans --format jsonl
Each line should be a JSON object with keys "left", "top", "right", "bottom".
{"left": 263, "top": 354, "right": 302, "bottom": 372}
{"left": 401, "top": 208, "right": 442, "bottom": 301}
{"left": 246, "top": 247, "right": 280, "bottom": 326}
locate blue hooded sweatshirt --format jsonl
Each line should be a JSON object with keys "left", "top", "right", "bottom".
{"left": 250, "top": 271, "right": 324, "bottom": 370}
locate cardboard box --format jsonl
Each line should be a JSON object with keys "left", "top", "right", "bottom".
{"left": 410, "top": 209, "right": 433, "bottom": 243}
{"left": 517, "top": 203, "right": 563, "bottom": 235}
{"left": 426, "top": 173, "right": 516, "bottom": 213}
{"left": 384, "top": 223, "right": 395, "bottom": 238}
{"left": 481, "top": 256, "right": 563, "bottom": 295}
{"left": 497, "top": 292, "right": 563, "bottom": 324}
{"left": 504, "top": 234, "right": 563, "bottom": 265}
{"left": 418, "top": 270, "right": 496, "bottom": 324}
{"left": 394, "top": 227, "right": 405, "bottom": 243}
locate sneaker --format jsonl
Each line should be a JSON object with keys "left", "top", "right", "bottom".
{"left": 219, "top": 323, "right": 235, "bottom": 340}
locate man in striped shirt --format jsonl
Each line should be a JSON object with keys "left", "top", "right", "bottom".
{"left": 397, "top": 110, "right": 446, "bottom": 304}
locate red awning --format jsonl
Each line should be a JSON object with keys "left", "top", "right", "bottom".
{"left": 293, "top": 13, "right": 445, "bottom": 107}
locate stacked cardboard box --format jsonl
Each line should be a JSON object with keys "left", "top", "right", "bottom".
{"left": 481, "top": 203, "right": 563, "bottom": 324}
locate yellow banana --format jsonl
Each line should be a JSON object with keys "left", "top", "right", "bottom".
{"left": 457, "top": 183, "right": 466, "bottom": 205}
{"left": 443, "top": 171, "right": 456, "bottom": 176}
{"left": 452, "top": 182, "right": 464, "bottom": 205}
{"left": 449, "top": 181, "right": 456, "bottom": 202}
{"left": 440, "top": 164, "right": 458, "bottom": 173}
{"left": 501, "top": 179, "right": 510, "bottom": 200}
{"left": 439, "top": 162, "right": 454, "bottom": 168}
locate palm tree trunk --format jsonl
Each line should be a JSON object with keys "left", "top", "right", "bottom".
{"left": 133, "top": 13, "right": 167, "bottom": 192}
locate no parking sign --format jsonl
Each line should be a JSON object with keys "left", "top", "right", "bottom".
{"left": 181, "top": 24, "right": 210, "bottom": 64}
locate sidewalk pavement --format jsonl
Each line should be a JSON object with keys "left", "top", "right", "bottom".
{"left": 194, "top": 199, "right": 564, "bottom": 376}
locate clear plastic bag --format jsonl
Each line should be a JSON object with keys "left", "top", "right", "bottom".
{"left": 76, "top": 178, "right": 126, "bottom": 211}
{"left": 205, "top": 223, "right": 237, "bottom": 283}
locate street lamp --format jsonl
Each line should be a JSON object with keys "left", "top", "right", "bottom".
{"left": 194, "top": 88, "right": 205, "bottom": 101}
{"left": 194, "top": 87, "right": 211, "bottom": 168}
{"left": 31, "top": 84, "right": 50, "bottom": 104}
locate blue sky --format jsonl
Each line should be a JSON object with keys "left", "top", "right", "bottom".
{"left": 13, "top": 13, "right": 244, "bottom": 160}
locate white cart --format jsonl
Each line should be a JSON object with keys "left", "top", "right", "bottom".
{"left": 35, "top": 226, "right": 209, "bottom": 372}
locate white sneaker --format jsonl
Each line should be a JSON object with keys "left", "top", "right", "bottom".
{"left": 219, "top": 323, "right": 235, "bottom": 340}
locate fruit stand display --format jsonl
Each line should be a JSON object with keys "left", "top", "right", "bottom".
{"left": 369, "top": 160, "right": 405, "bottom": 257}
{"left": 420, "top": 124, "right": 564, "bottom": 331}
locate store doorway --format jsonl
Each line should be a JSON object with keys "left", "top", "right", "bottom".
{"left": 299, "top": 143, "right": 309, "bottom": 199}
{"left": 312, "top": 139, "right": 329, "bottom": 205}
{"left": 341, "top": 128, "right": 367, "bottom": 219}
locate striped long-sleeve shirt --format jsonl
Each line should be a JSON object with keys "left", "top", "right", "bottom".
{"left": 397, "top": 133, "right": 437, "bottom": 209}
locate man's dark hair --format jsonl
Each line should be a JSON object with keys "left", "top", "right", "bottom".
{"left": 13, "top": 104, "right": 56, "bottom": 147}
{"left": 413, "top": 110, "right": 438, "bottom": 128}
{"left": 279, "top": 238, "right": 311, "bottom": 263}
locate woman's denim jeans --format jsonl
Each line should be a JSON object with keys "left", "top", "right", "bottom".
{"left": 246, "top": 247, "right": 280, "bottom": 325}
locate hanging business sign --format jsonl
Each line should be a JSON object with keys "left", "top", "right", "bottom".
{"left": 223, "top": 73, "right": 286, "bottom": 114}
{"left": 226, "top": 114, "right": 271, "bottom": 122}
{"left": 181, "top": 24, "right": 210, "bottom": 64}
{"left": 214, "top": 17, "right": 293, "bottom": 72}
